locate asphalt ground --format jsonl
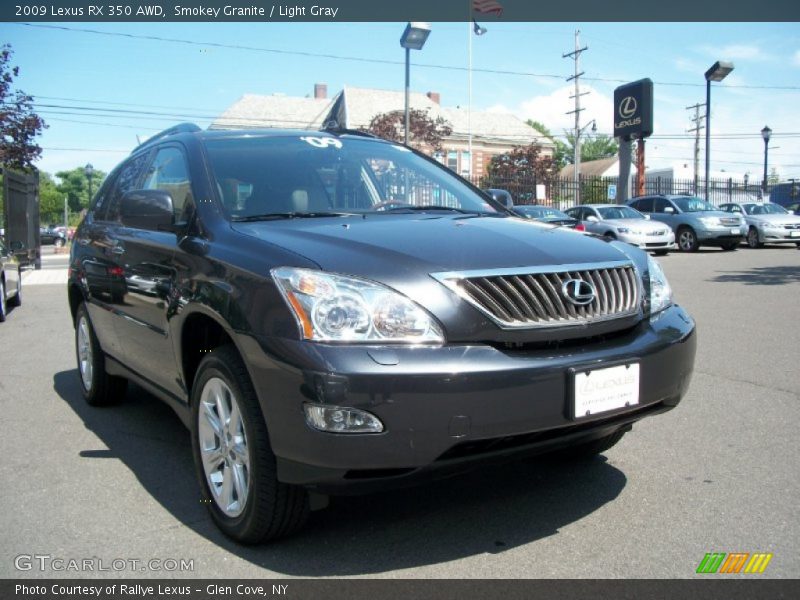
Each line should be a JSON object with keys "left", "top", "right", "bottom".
{"left": 0, "top": 244, "right": 798, "bottom": 579}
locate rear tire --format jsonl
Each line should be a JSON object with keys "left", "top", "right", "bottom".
{"left": 0, "top": 280, "right": 7, "bottom": 322}
{"left": 75, "top": 303, "right": 127, "bottom": 406}
{"left": 191, "top": 345, "right": 309, "bottom": 544}
{"left": 8, "top": 270, "right": 21, "bottom": 307}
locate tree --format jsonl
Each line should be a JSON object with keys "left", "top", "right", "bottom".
{"left": 363, "top": 109, "right": 452, "bottom": 153}
{"left": 0, "top": 44, "right": 47, "bottom": 171}
{"left": 564, "top": 132, "right": 619, "bottom": 164}
{"left": 39, "top": 172, "right": 65, "bottom": 226}
{"left": 55, "top": 166, "right": 106, "bottom": 213}
{"left": 485, "top": 143, "right": 557, "bottom": 203}
{"left": 527, "top": 120, "right": 569, "bottom": 170}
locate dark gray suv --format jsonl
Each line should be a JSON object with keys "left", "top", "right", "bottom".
{"left": 68, "top": 124, "right": 696, "bottom": 543}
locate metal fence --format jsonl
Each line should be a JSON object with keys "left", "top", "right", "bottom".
{"left": 473, "top": 174, "right": 771, "bottom": 211}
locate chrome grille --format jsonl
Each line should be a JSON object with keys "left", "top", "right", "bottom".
{"left": 783, "top": 224, "right": 800, "bottom": 230}
{"left": 720, "top": 217, "right": 742, "bottom": 226}
{"left": 433, "top": 262, "right": 641, "bottom": 329}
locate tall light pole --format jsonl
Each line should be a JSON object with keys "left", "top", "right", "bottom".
{"left": 84, "top": 163, "right": 94, "bottom": 204}
{"left": 469, "top": 19, "right": 487, "bottom": 181}
{"left": 704, "top": 60, "right": 734, "bottom": 202}
{"left": 573, "top": 119, "right": 597, "bottom": 203}
{"left": 761, "top": 125, "right": 772, "bottom": 196}
{"left": 400, "top": 23, "right": 431, "bottom": 147}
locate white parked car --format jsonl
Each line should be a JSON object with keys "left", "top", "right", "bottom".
{"left": 719, "top": 202, "right": 800, "bottom": 248}
{"left": 565, "top": 204, "right": 676, "bottom": 255}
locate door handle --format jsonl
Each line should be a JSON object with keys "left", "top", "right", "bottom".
{"left": 112, "top": 246, "right": 125, "bottom": 255}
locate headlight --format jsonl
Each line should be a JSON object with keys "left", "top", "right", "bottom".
{"left": 758, "top": 221, "right": 774, "bottom": 230}
{"left": 699, "top": 217, "right": 720, "bottom": 227}
{"left": 617, "top": 227, "right": 629, "bottom": 233}
{"left": 647, "top": 255, "right": 672, "bottom": 315}
{"left": 272, "top": 267, "right": 445, "bottom": 343}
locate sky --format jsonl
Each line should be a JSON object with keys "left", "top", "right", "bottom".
{"left": 2, "top": 20, "right": 799, "bottom": 182}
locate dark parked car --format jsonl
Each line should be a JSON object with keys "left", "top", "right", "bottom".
{"left": 627, "top": 194, "right": 745, "bottom": 252}
{"left": 1, "top": 238, "right": 23, "bottom": 321}
{"left": 68, "top": 124, "right": 697, "bottom": 543}
{"left": 40, "top": 226, "right": 67, "bottom": 247}
{"left": 513, "top": 205, "right": 582, "bottom": 229}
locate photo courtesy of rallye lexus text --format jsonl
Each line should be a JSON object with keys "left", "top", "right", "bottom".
{"left": 67, "top": 122, "right": 696, "bottom": 544}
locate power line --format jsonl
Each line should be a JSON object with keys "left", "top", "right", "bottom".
{"left": 15, "top": 22, "right": 800, "bottom": 91}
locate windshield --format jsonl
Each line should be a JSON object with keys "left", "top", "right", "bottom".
{"left": 203, "top": 135, "right": 501, "bottom": 219}
{"left": 672, "top": 196, "right": 717, "bottom": 213}
{"left": 742, "top": 203, "right": 788, "bottom": 215}
{"left": 597, "top": 206, "right": 643, "bottom": 220}
{"left": 517, "top": 206, "right": 569, "bottom": 219}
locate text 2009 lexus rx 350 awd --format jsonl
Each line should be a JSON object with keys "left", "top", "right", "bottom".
{"left": 68, "top": 124, "right": 696, "bottom": 543}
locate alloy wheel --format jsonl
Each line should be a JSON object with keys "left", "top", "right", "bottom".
{"left": 77, "top": 315, "right": 93, "bottom": 391}
{"left": 198, "top": 377, "right": 250, "bottom": 518}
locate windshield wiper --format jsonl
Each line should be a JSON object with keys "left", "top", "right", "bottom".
{"left": 232, "top": 212, "right": 357, "bottom": 222}
{"left": 383, "top": 205, "right": 480, "bottom": 214}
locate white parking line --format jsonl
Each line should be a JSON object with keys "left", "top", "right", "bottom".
{"left": 22, "top": 268, "right": 68, "bottom": 286}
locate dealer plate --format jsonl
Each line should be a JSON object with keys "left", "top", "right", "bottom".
{"left": 790, "top": 230, "right": 800, "bottom": 238}
{"left": 731, "top": 228, "right": 740, "bottom": 235}
{"left": 573, "top": 363, "right": 640, "bottom": 418}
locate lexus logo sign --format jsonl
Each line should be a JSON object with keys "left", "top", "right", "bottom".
{"left": 619, "top": 96, "right": 637, "bottom": 120}
{"left": 613, "top": 79, "right": 653, "bottom": 140}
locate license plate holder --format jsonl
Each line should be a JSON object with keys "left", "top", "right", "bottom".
{"left": 572, "top": 363, "right": 640, "bottom": 419}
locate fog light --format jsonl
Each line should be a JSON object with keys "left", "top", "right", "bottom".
{"left": 303, "top": 403, "right": 384, "bottom": 433}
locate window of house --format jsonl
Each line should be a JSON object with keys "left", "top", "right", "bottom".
{"left": 447, "top": 152, "right": 458, "bottom": 172}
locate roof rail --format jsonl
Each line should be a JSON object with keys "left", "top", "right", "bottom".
{"left": 132, "top": 123, "right": 201, "bottom": 153}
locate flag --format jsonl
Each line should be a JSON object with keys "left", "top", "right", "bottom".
{"left": 473, "top": 0, "right": 504, "bottom": 16}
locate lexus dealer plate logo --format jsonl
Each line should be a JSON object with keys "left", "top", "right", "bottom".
{"left": 619, "top": 96, "right": 637, "bottom": 119}
{"left": 562, "top": 279, "right": 596, "bottom": 306}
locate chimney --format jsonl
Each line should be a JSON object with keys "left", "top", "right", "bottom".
{"left": 426, "top": 91, "right": 441, "bottom": 105}
{"left": 314, "top": 83, "right": 327, "bottom": 99}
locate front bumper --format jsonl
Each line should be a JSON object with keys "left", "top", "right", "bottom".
{"left": 758, "top": 226, "right": 800, "bottom": 244}
{"left": 696, "top": 224, "right": 746, "bottom": 243}
{"left": 621, "top": 231, "right": 675, "bottom": 251}
{"left": 241, "top": 304, "right": 696, "bottom": 493}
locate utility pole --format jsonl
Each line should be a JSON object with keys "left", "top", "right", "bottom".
{"left": 563, "top": 29, "right": 588, "bottom": 204}
{"left": 686, "top": 102, "right": 705, "bottom": 195}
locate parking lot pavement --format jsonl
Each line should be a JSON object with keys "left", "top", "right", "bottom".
{"left": 0, "top": 246, "right": 798, "bottom": 579}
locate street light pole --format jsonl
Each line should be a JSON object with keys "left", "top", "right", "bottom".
{"left": 84, "top": 163, "right": 94, "bottom": 205}
{"left": 761, "top": 125, "right": 772, "bottom": 196}
{"left": 703, "top": 61, "right": 734, "bottom": 202}
{"left": 400, "top": 22, "right": 431, "bottom": 148}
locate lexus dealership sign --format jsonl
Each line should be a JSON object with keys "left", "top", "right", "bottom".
{"left": 613, "top": 79, "right": 653, "bottom": 140}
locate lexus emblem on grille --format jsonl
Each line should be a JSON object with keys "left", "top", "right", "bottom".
{"left": 562, "top": 279, "right": 596, "bottom": 306}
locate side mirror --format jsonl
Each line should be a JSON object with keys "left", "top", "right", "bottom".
{"left": 664, "top": 206, "right": 675, "bottom": 214}
{"left": 10, "top": 240, "right": 24, "bottom": 252}
{"left": 120, "top": 189, "right": 175, "bottom": 231}
{"left": 586, "top": 215, "right": 599, "bottom": 223}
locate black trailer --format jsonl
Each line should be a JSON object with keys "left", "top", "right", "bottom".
{"left": 1, "top": 168, "right": 40, "bottom": 269}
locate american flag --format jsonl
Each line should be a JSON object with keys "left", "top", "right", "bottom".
{"left": 473, "top": 0, "right": 503, "bottom": 16}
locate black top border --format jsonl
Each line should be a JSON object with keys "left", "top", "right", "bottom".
{"left": 2, "top": 0, "right": 798, "bottom": 22}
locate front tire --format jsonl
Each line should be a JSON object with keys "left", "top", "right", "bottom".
{"left": 720, "top": 241, "right": 739, "bottom": 251}
{"left": 677, "top": 227, "right": 699, "bottom": 252}
{"left": 746, "top": 227, "right": 763, "bottom": 249}
{"left": 54, "top": 237, "right": 66, "bottom": 248}
{"left": 0, "top": 279, "right": 7, "bottom": 322}
{"left": 75, "top": 302, "right": 127, "bottom": 406}
{"left": 191, "top": 345, "right": 309, "bottom": 544}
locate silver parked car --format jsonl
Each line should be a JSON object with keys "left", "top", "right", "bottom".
{"left": 564, "top": 204, "right": 675, "bottom": 255}
{"left": 719, "top": 202, "right": 800, "bottom": 248}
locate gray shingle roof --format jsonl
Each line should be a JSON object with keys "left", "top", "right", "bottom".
{"left": 560, "top": 157, "right": 620, "bottom": 178}
{"left": 210, "top": 94, "right": 333, "bottom": 130}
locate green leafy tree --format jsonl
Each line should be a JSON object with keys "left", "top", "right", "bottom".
{"left": 564, "top": 132, "right": 619, "bottom": 164}
{"left": 527, "top": 120, "right": 569, "bottom": 170}
{"left": 39, "top": 171, "right": 65, "bottom": 226}
{"left": 55, "top": 166, "right": 106, "bottom": 213}
{"left": 363, "top": 109, "right": 453, "bottom": 153}
{"left": 0, "top": 44, "right": 47, "bottom": 171}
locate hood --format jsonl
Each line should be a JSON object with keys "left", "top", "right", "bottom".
{"left": 232, "top": 214, "right": 637, "bottom": 279}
